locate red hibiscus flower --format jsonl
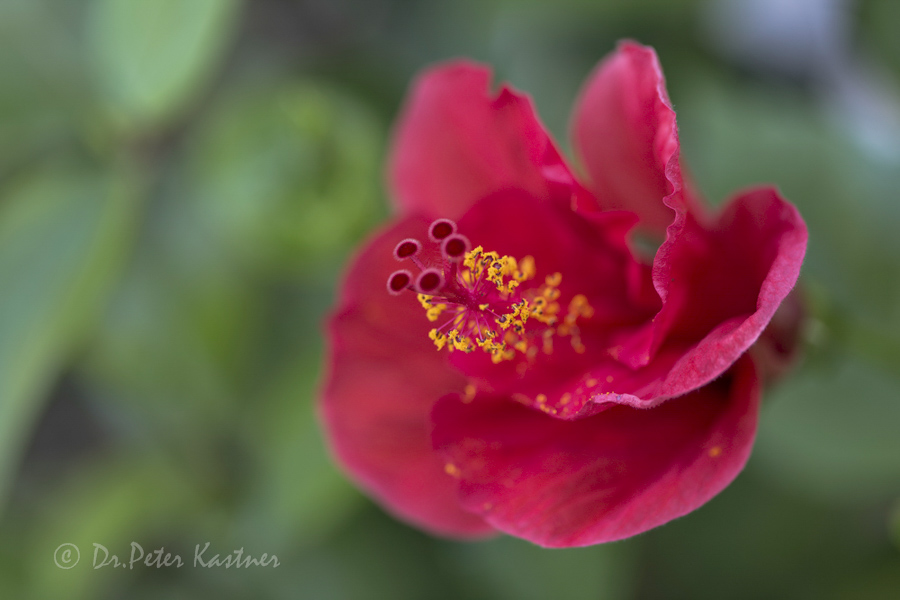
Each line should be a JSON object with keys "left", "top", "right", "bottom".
{"left": 320, "top": 41, "right": 807, "bottom": 547}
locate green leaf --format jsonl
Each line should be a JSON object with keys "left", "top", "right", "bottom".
{"left": 87, "top": 0, "right": 241, "bottom": 131}
{"left": 0, "top": 0, "right": 91, "bottom": 175}
{"left": 0, "top": 163, "right": 141, "bottom": 507}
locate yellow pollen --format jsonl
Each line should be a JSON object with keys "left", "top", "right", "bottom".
{"left": 511, "top": 393, "right": 531, "bottom": 405}
{"left": 429, "top": 329, "right": 448, "bottom": 350}
{"left": 444, "top": 463, "right": 461, "bottom": 477}
{"left": 419, "top": 245, "right": 593, "bottom": 364}
{"left": 709, "top": 446, "right": 722, "bottom": 458}
{"left": 463, "top": 383, "right": 477, "bottom": 403}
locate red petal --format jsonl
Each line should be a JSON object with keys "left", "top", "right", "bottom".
{"left": 432, "top": 356, "right": 759, "bottom": 547}
{"left": 619, "top": 186, "right": 808, "bottom": 402}
{"left": 571, "top": 41, "right": 807, "bottom": 408}
{"left": 389, "top": 61, "right": 570, "bottom": 220}
{"left": 572, "top": 41, "right": 699, "bottom": 234}
{"left": 321, "top": 216, "right": 493, "bottom": 537}
{"left": 439, "top": 187, "right": 805, "bottom": 419}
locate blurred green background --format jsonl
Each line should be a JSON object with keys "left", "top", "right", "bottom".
{"left": 1, "top": 0, "right": 899, "bottom": 598}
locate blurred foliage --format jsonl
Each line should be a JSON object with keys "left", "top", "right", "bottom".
{"left": 0, "top": 161, "right": 142, "bottom": 504}
{"left": 187, "top": 79, "right": 383, "bottom": 272}
{"left": 87, "top": 0, "right": 241, "bottom": 132}
{"left": 0, "top": 0, "right": 898, "bottom": 598}
{"left": 859, "top": 0, "right": 900, "bottom": 76}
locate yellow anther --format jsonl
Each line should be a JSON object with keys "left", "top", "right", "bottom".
{"left": 491, "top": 347, "right": 515, "bottom": 363}
{"left": 511, "top": 393, "right": 531, "bottom": 405}
{"left": 454, "top": 340, "right": 471, "bottom": 352}
{"left": 464, "top": 246, "right": 483, "bottom": 270}
{"left": 513, "top": 302, "right": 530, "bottom": 321}
{"left": 417, "top": 245, "right": 592, "bottom": 363}
{"left": 516, "top": 256, "right": 536, "bottom": 281}
{"left": 426, "top": 303, "right": 447, "bottom": 322}
{"left": 542, "top": 329, "right": 554, "bottom": 354}
{"left": 449, "top": 329, "right": 474, "bottom": 352}
{"left": 556, "top": 294, "right": 593, "bottom": 353}
{"left": 429, "top": 329, "right": 447, "bottom": 350}
{"left": 463, "top": 383, "right": 477, "bottom": 403}
{"left": 568, "top": 294, "right": 594, "bottom": 318}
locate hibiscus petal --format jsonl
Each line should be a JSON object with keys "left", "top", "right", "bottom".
{"left": 562, "top": 186, "right": 804, "bottom": 414}
{"left": 626, "top": 186, "right": 807, "bottom": 400}
{"left": 321, "top": 216, "right": 493, "bottom": 537}
{"left": 432, "top": 356, "right": 759, "bottom": 547}
{"left": 572, "top": 40, "right": 696, "bottom": 233}
{"left": 389, "top": 61, "right": 570, "bottom": 220}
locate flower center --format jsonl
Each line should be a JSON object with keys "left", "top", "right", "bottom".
{"left": 387, "top": 219, "right": 594, "bottom": 364}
